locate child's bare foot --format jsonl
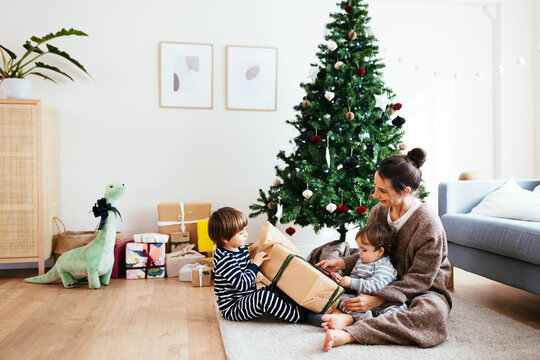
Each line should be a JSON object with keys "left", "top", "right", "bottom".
{"left": 321, "top": 313, "right": 354, "bottom": 330}
{"left": 323, "top": 329, "right": 356, "bottom": 352}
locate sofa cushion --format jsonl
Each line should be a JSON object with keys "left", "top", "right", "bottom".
{"left": 441, "top": 213, "right": 540, "bottom": 265}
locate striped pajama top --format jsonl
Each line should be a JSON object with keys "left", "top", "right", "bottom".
{"left": 213, "top": 245, "right": 259, "bottom": 311}
{"left": 348, "top": 256, "right": 397, "bottom": 295}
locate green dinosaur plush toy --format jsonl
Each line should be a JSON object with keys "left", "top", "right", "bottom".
{"left": 24, "top": 182, "right": 126, "bottom": 289}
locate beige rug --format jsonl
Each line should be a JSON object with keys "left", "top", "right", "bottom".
{"left": 216, "top": 294, "right": 540, "bottom": 359}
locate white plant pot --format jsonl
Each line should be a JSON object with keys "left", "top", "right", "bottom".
{"left": 0, "top": 78, "right": 32, "bottom": 99}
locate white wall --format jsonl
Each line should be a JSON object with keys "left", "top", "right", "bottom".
{"left": 0, "top": 0, "right": 536, "bottom": 256}
{"left": 534, "top": 0, "right": 540, "bottom": 178}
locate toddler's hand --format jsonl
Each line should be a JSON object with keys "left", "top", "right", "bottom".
{"left": 339, "top": 276, "right": 352, "bottom": 287}
{"left": 251, "top": 251, "right": 270, "bottom": 267}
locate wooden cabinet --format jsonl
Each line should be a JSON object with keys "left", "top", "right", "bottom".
{"left": 0, "top": 99, "right": 58, "bottom": 274}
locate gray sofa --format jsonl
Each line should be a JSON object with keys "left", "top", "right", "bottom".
{"left": 438, "top": 180, "right": 540, "bottom": 295}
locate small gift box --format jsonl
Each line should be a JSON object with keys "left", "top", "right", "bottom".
{"left": 133, "top": 233, "right": 169, "bottom": 243}
{"left": 192, "top": 264, "right": 212, "bottom": 287}
{"left": 157, "top": 202, "right": 211, "bottom": 252}
{"left": 126, "top": 242, "right": 166, "bottom": 279}
{"left": 165, "top": 244, "right": 204, "bottom": 278}
{"left": 170, "top": 231, "right": 190, "bottom": 252}
{"left": 179, "top": 263, "right": 197, "bottom": 282}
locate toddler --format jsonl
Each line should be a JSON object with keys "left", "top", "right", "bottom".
{"left": 333, "top": 222, "right": 407, "bottom": 320}
{"left": 210, "top": 207, "right": 306, "bottom": 322}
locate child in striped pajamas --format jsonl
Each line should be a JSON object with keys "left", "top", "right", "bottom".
{"left": 332, "top": 222, "right": 407, "bottom": 320}
{"left": 209, "top": 207, "right": 306, "bottom": 322}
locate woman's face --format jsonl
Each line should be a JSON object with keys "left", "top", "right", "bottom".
{"left": 372, "top": 171, "right": 404, "bottom": 208}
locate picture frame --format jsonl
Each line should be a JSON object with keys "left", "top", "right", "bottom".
{"left": 159, "top": 41, "right": 213, "bottom": 109}
{"left": 226, "top": 45, "right": 278, "bottom": 111}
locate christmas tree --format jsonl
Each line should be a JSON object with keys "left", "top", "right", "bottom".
{"left": 249, "top": 0, "right": 406, "bottom": 241}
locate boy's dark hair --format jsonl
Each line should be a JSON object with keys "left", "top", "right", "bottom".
{"left": 208, "top": 207, "right": 248, "bottom": 247}
{"left": 356, "top": 222, "right": 396, "bottom": 256}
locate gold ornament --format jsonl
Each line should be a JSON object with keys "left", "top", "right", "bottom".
{"left": 345, "top": 111, "right": 355, "bottom": 120}
{"left": 273, "top": 178, "right": 281, "bottom": 186}
{"left": 302, "top": 99, "right": 310, "bottom": 108}
{"left": 348, "top": 31, "right": 357, "bottom": 40}
{"left": 399, "top": 143, "right": 407, "bottom": 151}
{"left": 386, "top": 107, "right": 396, "bottom": 116}
{"left": 267, "top": 202, "right": 276, "bottom": 210}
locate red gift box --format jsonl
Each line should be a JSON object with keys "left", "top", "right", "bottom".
{"left": 112, "top": 238, "right": 134, "bottom": 278}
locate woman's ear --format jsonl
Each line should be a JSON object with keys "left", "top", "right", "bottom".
{"left": 402, "top": 186, "right": 411, "bottom": 197}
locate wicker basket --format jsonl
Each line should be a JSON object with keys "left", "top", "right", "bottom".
{"left": 52, "top": 217, "right": 124, "bottom": 260}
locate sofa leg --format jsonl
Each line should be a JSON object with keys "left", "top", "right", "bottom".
{"left": 447, "top": 266, "right": 454, "bottom": 289}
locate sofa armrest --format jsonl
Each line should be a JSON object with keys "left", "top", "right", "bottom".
{"left": 438, "top": 179, "right": 540, "bottom": 217}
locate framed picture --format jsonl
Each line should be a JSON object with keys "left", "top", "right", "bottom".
{"left": 159, "top": 41, "right": 213, "bottom": 109}
{"left": 226, "top": 45, "right": 278, "bottom": 111}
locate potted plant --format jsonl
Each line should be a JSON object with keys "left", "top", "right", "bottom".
{"left": 0, "top": 28, "right": 91, "bottom": 99}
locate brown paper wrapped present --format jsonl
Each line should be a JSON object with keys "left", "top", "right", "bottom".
{"left": 157, "top": 202, "right": 211, "bottom": 252}
{"left": 250, "top": 222, "right": 344, "bottom": 314}
{"left": 165, "top": 244, "right": 205, "bottom": 278}
{"left": 192, "top": 265, "right": 212, "bottom": 287}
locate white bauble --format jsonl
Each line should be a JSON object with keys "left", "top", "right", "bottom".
{"left": 327, "top": 40, "right": 338, "bottom": 51}
{"left": 324, "top": 91, "right": 335, "bottom": 101}
{"left": 326, "top": 203, "right": 337, "bottom": 213}
{"left": 302, "top": 189, "right": 313, "bottom": 200}
{"left": 334, "top": 61, "right": 344, "bottom": 70}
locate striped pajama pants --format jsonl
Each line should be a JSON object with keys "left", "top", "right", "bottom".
{"left": 221, "top": 283, "right": 303, "bottom": 322}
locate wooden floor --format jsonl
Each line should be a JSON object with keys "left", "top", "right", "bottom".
{"left": 1, "top": 267, "right": 539, "bottom": 360}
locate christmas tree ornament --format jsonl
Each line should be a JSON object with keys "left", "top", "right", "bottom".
{"left": 326, "top": 203, "right": 337, "bottom": 213}
{"left": 302, "top": 189, "right": 313, "bottom": 200}
{"left": 361, "top": 133, "right": 370, "bottom": 139}
{"left": 267, "top": 202, "right": 276, "bottom": 210}
{"left": 345, "top": 111, "right": 355, "bottom": 120}
{"left": 393, "top": 103, "right": 402, "bottom": 110}
{"left": 348, "top": 31, "right": 358, "bottom": 40}
{"left": 273, "top": 178, "right": 281, "bottom": 186}
{"left": 285, "top": 227, "right": 296, "bottom": 236}
{"left": 334, "top": 61, "right": 344, "bottom": 70}
{"left": 392, "top": 116, "right": 406, "bottom": 127}
{"left": 496, "top": 65, "right": 504, "bottom": 74}
{"left": 337, "top": 204, "right": 348, "bottom": 213}
{"left": 344, "top": 5, "right": 353, "bottom": 14}
{"left": 343, "top": 157, "right": 358, "bottom": 169}
{"left": 301, "top": 96, "right": 310, "bottom": 108}
{"left": 399, "top": 142, "right": 407, "bottom": 151}
{"left": 325, "top": 136, "right": 331, "bottom": 167}
{"left": 374, "top": 92, "right": 391, "bottom": 110}
{"left": 324, "top": 91, "right": 335, "bottom": 101}
{"left": 317, "top": 68, "right": 327, "bottom": 79}
{"left": 355, "top": 68, "right": 365, "bottom": 77}
{"left": 386, "top": 107, "right": 395, "bottom": 116}
{"left": 517, "top": 56, "right": 526, "bottom": 66}
{"left": 275, "top": 202, "right": 283, "bottom": 222}
{"left": 356, "top": 205, "right": 367, "bottom": 215}
{"left": 327, "top": 40, "right": 338, "bottom": 51}
{"left": 310, "top": 135, "right": 322, "bottom": 145}
{"left": 307, "top": 65, "right": 319, "bottom": 80}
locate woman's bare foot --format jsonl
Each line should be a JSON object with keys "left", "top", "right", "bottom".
{"left": 323, "top": 329, "right": 356, "bottom": 352}
{"left": 321, "top": 313, "right": 354, "bottom": 330}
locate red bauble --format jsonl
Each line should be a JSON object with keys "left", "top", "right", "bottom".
{"left": 356, "top": 206, "right": 367, "bottom": 215}
{"left": 310, "top": 135, "right": 322, "bottom": 145}
{"left": 344, "top": 5, "right": 353, "bottom": 14}
{"left": 286, "top": 227, "right": 296, "bottom": 236}
{"left": 355, "top": 68, "right": 365, "bottom": 77}
{"left": 337, "top": 204, "right": 349, "bottom": 213}
{"left": 393, "top": 103, "right": 402, "bottom": 110}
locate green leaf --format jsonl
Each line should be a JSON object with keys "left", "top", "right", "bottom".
{"left": 30, "top": 28, "right": 88, "bottom": 44}
{"left": 23, "top": 41, "right": 44, "bottom": 54}
{"left": 0, "top": 45, "right": 16, "bottom": 60}
{"left": 27, "top": 71, "right": 57, "bottom": 83}
{"left": 46, "top": 44, "right": 91, "bottom": 76}
{"left": 34, "top": 62, "right": 73, "bottom": 81}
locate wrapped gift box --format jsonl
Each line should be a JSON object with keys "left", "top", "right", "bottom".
{"left": 133, "top": 233, "right": 169, "bottom": 243}
{"left": 165, "top": 244, "right": 205, "bottom": 277}
{"left": 111, "top": 238, "right": 134, "bottom": 278}
{"left": 198, "top": 256, "right": 213, "bottom": 268}
{"left": 192, "top": 265, "right": 212, "bottom": 287}
{"left": 170, "top": 232, "right": 190, "bottom": 252}
{"left": 179, "top": 263, "right": 197, "bottom": 282}
{"left": 249, "top": 222, "right": 344, "bottom": 314}
{"left": 126, "top": 242, "right": 166, "bottom": 279}
{"left": 157, "top": 202, "right": 211, "bottom": 252}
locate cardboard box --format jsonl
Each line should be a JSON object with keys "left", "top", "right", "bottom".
{"left": 198, "top": 256, "right": 213, "bottom": 268}
{"left": 170, "top": 232, "right": 190, "bottom": 252}
{"left": 192, "top": 265, "right": 212, "bottom": 287}
{"left": 126, "top": 242, "right": 166, "bottom": 279}
{"left": 165, "top": 245, "right": 205, "bottom": 277}
{"left": 250, "top": 222, "right": 344, "bottom": 314}
{"left": 157, "top": 202, "right": 211, "bottom": 252}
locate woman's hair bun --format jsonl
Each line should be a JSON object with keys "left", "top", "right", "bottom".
{"left": 407, "top": 148, "right": 427, "bottom": 168}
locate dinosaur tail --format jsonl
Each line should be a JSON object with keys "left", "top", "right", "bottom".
{"left": 24, "top": 266, "right": 60, "bottom": 284}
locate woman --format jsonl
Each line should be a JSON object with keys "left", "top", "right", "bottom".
{"left": 318, "top": 148, "right": 452, "bottom": 351}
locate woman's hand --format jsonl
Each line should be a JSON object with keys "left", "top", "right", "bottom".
{"left": 316, "top": 258, "right": 346, "bottom": 272}
{"left": 341, "top": 294, "right": 385, "bottom": 313}
{"left": 251, "top": 251, "right": 270, "bottom": 267}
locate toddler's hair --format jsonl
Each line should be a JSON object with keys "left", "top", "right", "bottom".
{"left": 208, "top": 207, "right": 248, "bottom": 247}
{"left": 356, "top": 222, "right": 396, "bottom": 256}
